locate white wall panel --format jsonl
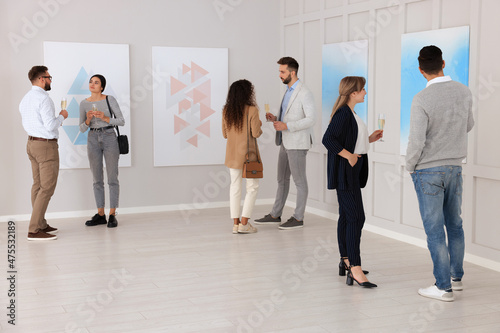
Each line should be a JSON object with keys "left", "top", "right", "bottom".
{"left": 285, "top": 0, "right": 300, "bottom": 17}
{"left": 442, "top": 0, "right": 471, "bottom": 28}
{"left": 475, "top": 0, "right": 500, "bottom": 168}
{"left": 325, "top": 16, "right": 343, "bottom": 44}
{"left": 348, "top": 11, "right": 370, "bottom": 40}
{"left": 284, "top": 24, "right": 301, "bottom": 58}
{"left": 401, "top": 171, "right": 422, "bottom": 229}
{"left": 373, "top": 6, "right": 401, "bottom": 155}
{"left": 406, "top": 0, "right": 433, "bottom": 33}
{"left": 304, "top": 0, "right": 321, "bottom": 13}
{"left": 304, "top": 20, "right": 323, "bottom": 142}
{"left": 474, "top": 178, "right": 500, "bottom": 251}
{"left": 372, "top": 162, "right": 398, "bottom": 222}
{"left": 326, "top": 0, "right": 343, "bottom": 9}
{"left": 307, "top": 152, "right": 323, "bottom": 202}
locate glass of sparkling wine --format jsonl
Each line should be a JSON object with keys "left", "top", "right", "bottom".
{"left": 265, "top": 102, "right": 272, "bottom": 122}
{"left": 92, "top": 104, "right": 98, "bottom": 112}
{"left": 61, "top": 97, "right": 67, "bottom": 110}
{"left": 378, "top": 114, "right": 385, "bottom": 142}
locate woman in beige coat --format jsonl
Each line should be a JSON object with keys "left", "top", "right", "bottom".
{"left": 222, "top": 79, "right": 263, "bottom": 234}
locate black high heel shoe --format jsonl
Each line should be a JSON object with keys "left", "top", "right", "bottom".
{"left": 338, "top": 258, "right": 369, "bottom": 276}
{"left": 346, "top": 266, "right": 377, "bottom": 288}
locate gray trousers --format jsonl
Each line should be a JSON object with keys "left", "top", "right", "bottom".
{"left": 87, "top": 128, "right": 120, "bottom": 209}
{"left": 270, "top": 144, "right": 308, "bottom": 221}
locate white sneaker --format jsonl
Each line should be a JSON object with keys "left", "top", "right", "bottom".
{"left": 238, "top": 223, "right": 257, "bottom": 234}
{"left": 418, "top": 285, "right": 454, "bottom": 302}
{"left": 233, "top": 224, "right": 240, "bottom": 234}
{"left": 452, "top": 278, "right": 463, "bottom": 291}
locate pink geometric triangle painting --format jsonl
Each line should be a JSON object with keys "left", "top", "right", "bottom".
{"left": 152, "top": 47, "right": 228, "bottom": 166}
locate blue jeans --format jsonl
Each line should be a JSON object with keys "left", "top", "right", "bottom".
{"left": 411, "top": 166, "right": 464, "bottom": 290}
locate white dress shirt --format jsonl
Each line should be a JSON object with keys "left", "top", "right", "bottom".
{"left": 426, "top": 75, "right": 451, "bottom": 87}
{"left": 19, "top": 86, "right": 64, "bottom": 139}
{"left": 353, "top": 112, "right": 369, "bottom": 154}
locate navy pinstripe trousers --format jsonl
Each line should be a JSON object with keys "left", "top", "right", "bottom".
{"left": 336, "top": 155, "right": 366, "bottom": 267}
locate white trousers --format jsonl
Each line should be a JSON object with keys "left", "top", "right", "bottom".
{"left": 229, "top": 168, "right": 260, "bottom": 219}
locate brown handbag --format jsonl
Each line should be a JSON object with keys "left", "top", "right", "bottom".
{"left": 242, "top": 109, "right": 263, "bottom": 178}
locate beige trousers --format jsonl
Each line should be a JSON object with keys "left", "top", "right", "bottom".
{"left": 27, "top": 140, "right": 59, "bottom": 233}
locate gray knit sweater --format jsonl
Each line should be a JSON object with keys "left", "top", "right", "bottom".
{"left": 406, "top": 79, "right": 474, "bottom": 172}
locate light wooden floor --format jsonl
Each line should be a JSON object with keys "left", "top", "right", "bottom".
{"left": 1, "top": 205, "right": 500, "bottom": 333}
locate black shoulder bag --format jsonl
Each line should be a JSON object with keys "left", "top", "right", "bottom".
{"left": 106, "top": 96, "right": 129, "bottom": 155}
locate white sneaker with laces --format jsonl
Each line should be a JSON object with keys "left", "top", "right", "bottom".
{"left": 452, "top": 278, "right": 463, "bottom": 291}
{"left": 418, "top": 285, "right": 454, "bottom": 302}
{"left": 233, "top": 224, "right": 240, "bottom": 234}
{"left": 238, "top": 222, "right": 257, "bottom": 234}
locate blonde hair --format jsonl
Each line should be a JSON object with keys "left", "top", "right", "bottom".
{"left": 330, "top": 76, "right": 366, "bottom": 121}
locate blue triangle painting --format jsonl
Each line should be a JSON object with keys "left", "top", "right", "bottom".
{"left": 74, "top": 130, "right": 88, "bottom": 145}
{"left": 67, "top": 67, "right": 90, "bottom": 95}
{"left": 63, "top": 125, "right": 80, "bottom": 144}
{"left": 67, "top": 97, "right": 80, "bottom": 119}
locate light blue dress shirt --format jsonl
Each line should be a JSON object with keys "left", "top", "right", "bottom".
{"left": 279, "top": 79, "right": 300, "bottom": 121}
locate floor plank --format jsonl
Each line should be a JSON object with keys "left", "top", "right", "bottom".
{"left": 1, "top": 205, "right": 499, "bottom": 332}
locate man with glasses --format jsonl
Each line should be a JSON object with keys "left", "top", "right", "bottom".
{"left": 19, "top": 66, "right": 68, "bottom": 241}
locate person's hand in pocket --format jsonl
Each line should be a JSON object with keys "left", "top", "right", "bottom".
{"left": 348, "top": 153, "right": 361, "bottom": 167}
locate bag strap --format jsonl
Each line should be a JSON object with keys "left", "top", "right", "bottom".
{"left": 246, "top": 107, "right": 260, "bottom": 163}
{"left": 105, "top": 96, "right": 121, "bottom": 136}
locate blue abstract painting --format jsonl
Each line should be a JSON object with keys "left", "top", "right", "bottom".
{"left": 322, "top": 40, "right": 368, "bottom": 133}
{"left": 400, "top": 26, "right": 470, "bottom": 155}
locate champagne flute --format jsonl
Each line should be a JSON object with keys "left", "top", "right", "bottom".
{"left": 61, "top": 97, "right": 67, "bottom": 110}
{"left": 378, "top": 114, "right": 385, "bottom": 142}
{"left": 264, "top": 102, "right": 272, "bottom": 122}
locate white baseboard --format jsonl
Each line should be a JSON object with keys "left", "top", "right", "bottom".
{"left": 303, "top": 203, "right": 500, "bottom": 273}
{"left": 0, "top": 198, "right": 276, "bottom": 223}
{"left": 2, "top": 199, "right": 499, "bottom": 272}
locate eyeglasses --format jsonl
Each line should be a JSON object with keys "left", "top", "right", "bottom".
{"left": 41, "top": 76, "right": 52, "bottom": 80}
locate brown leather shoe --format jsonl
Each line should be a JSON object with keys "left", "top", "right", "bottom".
{"left": 27, "top": 231, "right": 57, "bottom": 241}
{"left": 42, "top": 224, "right": 58, "bottom": 234}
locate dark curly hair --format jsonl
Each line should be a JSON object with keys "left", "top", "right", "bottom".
{"left": 223, "top": 79, "right": 256, "bottom": 132}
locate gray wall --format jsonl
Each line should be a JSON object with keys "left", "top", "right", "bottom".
{"left": 2, "top": 0, "right": 280, "bottom": 218}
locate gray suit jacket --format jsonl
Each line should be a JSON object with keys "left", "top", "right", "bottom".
{"left": 277, "top": 81, "right": 316, "bottom": 149}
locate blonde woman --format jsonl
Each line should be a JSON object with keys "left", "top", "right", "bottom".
{"left": 322, "top": 76, "right": 382, "bottom": 288}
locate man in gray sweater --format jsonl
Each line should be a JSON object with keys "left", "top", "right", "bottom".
{"left": 406, "top": 45, "right": 474, "bottom": 302}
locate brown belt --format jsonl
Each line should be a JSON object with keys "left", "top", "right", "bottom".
{"left": 28, "top": 136, "right": 57, "bottom": 142}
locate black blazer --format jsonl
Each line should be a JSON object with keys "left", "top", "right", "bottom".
{"left": 322, "top": 105, "right": 369, "bottom": 190}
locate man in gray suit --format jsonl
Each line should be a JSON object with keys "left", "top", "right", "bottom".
{"left": 255, "top": 57, "right": 316, "bottom": 229}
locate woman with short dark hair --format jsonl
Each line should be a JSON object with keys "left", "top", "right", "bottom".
{"left": 79, "top": 74, "right": 125, "bottom": 228}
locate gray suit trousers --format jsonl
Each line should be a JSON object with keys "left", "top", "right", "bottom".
{"left": 270, "top": 144, "right": 308, "bottom": 221}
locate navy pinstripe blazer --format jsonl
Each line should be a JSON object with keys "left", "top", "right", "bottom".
{"left": 322, "top": 105, "right": 369, "bottom": 191}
